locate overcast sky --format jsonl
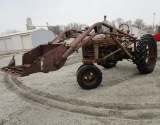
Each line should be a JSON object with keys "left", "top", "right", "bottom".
{"left": 0, "top": 0, "right": 160, "bottom": 33}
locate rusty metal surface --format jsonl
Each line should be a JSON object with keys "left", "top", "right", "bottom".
{"left": 50, "top": 29, "right": 82, "bottom": 44}
{"left": 99, "top": 42, "right": 133, "bottom": 61}
{"left": 61, "top": 22, "right": 136, "bottom": 59}
{"left": 1, "top": 43, "right": 67, "bottom": 76}
{"left": 112, "top": 36, "right": 133, "bottom": 59}
{"left": 22, "top": 46, "right": 41, "bottom": 65}
{"left": 43, "top": 43, "right": 67, "bottom": 72}
{"left": 8, "top": 55, "right": 15, "bottom": 67}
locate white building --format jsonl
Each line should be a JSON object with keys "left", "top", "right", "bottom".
{"left": 130, "top": 26, "right": 147, "bottom": 38}
{"left": 0, "top": 29, "right": 54, "bottom": 51}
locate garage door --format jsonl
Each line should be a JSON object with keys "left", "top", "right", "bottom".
{"left": 12, "top": 35, "right": 22, "bottom": 50}
{"left": 5, "top": 38, "right": 14, "bottom": 51}
{"left": 21, "top": 35, "right": 32, "bottom": 49}
{"left": 0, "top": 40, "right": 6, "bottom": 51}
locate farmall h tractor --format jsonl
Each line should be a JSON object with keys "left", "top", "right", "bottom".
{"left": 1, "top": 21, "right": 157, "bottom": 90}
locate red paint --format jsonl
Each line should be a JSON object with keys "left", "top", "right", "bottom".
{"left": 154, "top": 33, "right": 160, "bottom": 41}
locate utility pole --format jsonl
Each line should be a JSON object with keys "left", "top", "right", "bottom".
{"left": 153, "top": 13, "right": 155, "bottom": 33}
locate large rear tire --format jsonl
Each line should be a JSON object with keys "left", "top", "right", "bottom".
{"left": 76, "top": 65, "right": 102, "bottom": 90}
{"left": 135, "top": 34, "right": 157, "bottom": 74}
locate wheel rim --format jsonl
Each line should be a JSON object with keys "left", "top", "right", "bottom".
{"left": 146, "top": 41, "right": 156, "bottom": 68}
{"left": 82, "top": 71, "right": 97, "bottom": 85}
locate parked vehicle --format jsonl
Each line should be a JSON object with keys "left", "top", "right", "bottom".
{"left": 154, "top": 33, "right": 160, "bottom": 41}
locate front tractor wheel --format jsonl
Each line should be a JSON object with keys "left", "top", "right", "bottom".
{"left": 135, "top": 34, "right": 157, "bottom": 74}
{"left": 77, "top": 65, "right": 102, "bottom": 90}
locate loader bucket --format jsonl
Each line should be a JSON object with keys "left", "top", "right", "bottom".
{"left": 1, "top": 43, "right": 67, "bottom": 76}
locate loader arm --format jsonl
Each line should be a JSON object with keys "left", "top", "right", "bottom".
{"left": 58, "top": 22, "right": 135, "bottom": 64}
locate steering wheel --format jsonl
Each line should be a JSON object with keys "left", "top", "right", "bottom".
{"left": 119, "top": 23, "right": 130, "bottom": 34}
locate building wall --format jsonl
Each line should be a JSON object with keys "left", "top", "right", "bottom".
{"left": 0, "top": 37, "right": 14, "bottom": 51}
{"left": 31, "top": 29, "right": 53, "bottom": 48}
{"left": 130, "top": 27, "right": 146, "bottom": 37}
{"left": 0, "top": 39, "right": 6, "bottom": 51}
{"left": 12, "top": 35, "right": 23, "bottom": 50}
{"left": 0, "top": 29, "right": 54, "bottom": 51}
{"left": 0, "top": 35, "right": 30, "bottom": 51}
{"left": 5, "top": 38, "right": 14, "bottom": 51}
{"left": 138, "top": 30, "right": 147, "bottom": 37}
{"left": 130, "top": 27, "right": 138, "bottom": 37}
{"left": 21, "top": 35, "right": 33, "bottom": 49}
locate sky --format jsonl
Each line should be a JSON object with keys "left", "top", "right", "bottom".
{"left": 0, "top": 0, "right": 160, "bottom": 34}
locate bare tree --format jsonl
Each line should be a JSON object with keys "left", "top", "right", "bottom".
{"left": 64, "top": 23, "right": 87, "bottom": 30}
{"left": 125, "top": 20, "right": 132, "bottom": 26}
{"left": 48, "top": 22, "right": 87, "bottom": 35}
{"left": 0, "top": 29, "right": 19, "bottom": 36}
{"left": 133, "top": 19, "right": 145, "bottom": 29}
{"left": 116, "top": 18, "right": 124, "bottom": 27}
{"left": 48, "top": 25, "right": 63, "bottom": 35}
{"left": 143, "top": 25, "right": 153, "bottom": 33}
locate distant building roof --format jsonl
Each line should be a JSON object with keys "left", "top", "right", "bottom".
{"left": 0, "top": 28, "right": 46, "bottom": 38}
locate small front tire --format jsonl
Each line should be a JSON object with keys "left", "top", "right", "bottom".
{"left": 76, "top": 65, "right": 102, "bottom": 90}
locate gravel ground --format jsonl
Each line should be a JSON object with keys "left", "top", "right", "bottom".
{"left": 0, "top": 44, "right": 160, "bottom": 125}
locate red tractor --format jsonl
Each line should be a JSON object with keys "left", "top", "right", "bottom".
{"left": 1, "top": 22, "right": 157, "bottom": 90}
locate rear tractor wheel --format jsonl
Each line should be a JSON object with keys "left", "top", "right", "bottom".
{"left": 135, "top": 34, "right": 157, "bottom": 74}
